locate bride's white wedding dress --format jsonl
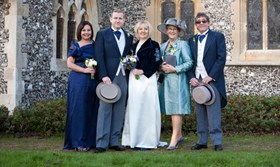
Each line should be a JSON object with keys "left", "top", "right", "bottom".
{"left": 121, "top": 72, "right": 161, "bottom": 149}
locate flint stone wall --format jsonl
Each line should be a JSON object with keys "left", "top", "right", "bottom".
{"left": 20, "top": 0, "right": 68, "bottom": 107}
{"left": 201, "top": 0, "right": 235, "bottom": 61}
{"left": 225, "top": 66, "right": 280, "bottom": 96}
{"left": 0, "top": 1, "right": 10, "bottom": 94}
{"left": 97, "top": 0, "right": 151, "bottom": 35}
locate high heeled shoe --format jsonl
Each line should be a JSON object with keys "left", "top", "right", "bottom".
{"left": 166, "top": 136, "right": 184, "bottom": 150}
{"left": 75, "top": 147, "right": 90, "bottom": 152}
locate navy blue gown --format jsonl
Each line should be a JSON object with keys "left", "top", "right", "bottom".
{"left": 64, "top": 40, "right": 99, "bottom": 149}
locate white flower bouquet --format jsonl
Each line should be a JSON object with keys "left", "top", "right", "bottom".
{"left": 85, "top": 58, "right": 97, "bottom": 79}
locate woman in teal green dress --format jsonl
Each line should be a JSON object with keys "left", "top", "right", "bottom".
{"left": 157, "top": 18, "right": 193, "bottom": 150}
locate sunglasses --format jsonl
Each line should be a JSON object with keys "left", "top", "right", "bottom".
{"left": 195, "top": 20, "right": 208, "bottom": 24}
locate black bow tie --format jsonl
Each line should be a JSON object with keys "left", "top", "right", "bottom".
{"left": 198, "top": 32, "right": 208, "bottom": 42}
{"left": 114, "top": 31, "right": 121, "bottom": 40}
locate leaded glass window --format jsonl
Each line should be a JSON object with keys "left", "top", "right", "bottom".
{"left": 267, "top": 0, "right": 280, "bottom": 49}
{"left": 247, "top": 0, "right": 262, "bottom": 49}
{"left": 67, "top": 5, "right": 76, "bottom": 50}
{"left": 247, "top": 0, "right": 280, "bottom": 50}
{"left": 161, "top": 0, "right": 175, "bottom": 43}
{"left": 56, "top": 8, "right": 64, "bottom": 59}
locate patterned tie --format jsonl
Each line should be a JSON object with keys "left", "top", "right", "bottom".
{"left": 199, "top": 34, "right": 206, "bottom": 42}
{"left": 114, "top": 31, "right": 121, "bottom": 40}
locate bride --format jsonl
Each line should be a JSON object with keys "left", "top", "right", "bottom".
{"left": 121, "top": 20, "right": 162, "bottom": 150}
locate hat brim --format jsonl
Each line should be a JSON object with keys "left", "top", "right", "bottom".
{"left": 96, "top": 83, "right": 121, "bottom": 103}
{"left": 192, "top": 84, "right": 216, "bottom": 105}
{"left": 203, "top": 84, "right": 215, "bottom": 105}
{"left": 157, "top": 24, "right": 186, "bottom": 37}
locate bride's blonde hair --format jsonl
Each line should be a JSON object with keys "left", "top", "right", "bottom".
{"left": 134, "top": 20, "right": 153, "bottom": 40}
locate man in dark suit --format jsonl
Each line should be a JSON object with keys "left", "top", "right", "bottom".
{"left": 187, "top": 12, "right": 227, "bottom": 151}
{"left": 94, "top": 9, "right": 133, "bottom": 153}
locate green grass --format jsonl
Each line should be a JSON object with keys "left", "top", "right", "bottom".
{"left": 0, "top": 134, "right": 280, "bottom": 167}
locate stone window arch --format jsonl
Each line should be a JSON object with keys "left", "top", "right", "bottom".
{"left": 56, "top": 7, "right": 64, "bottom": 59}
{"left": 82, "top": 12, "right": 89, "bottom": 22}
{"left": 67, "top": 4, "right": 77, "bottom": 50}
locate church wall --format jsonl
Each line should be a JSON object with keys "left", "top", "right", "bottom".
{"left": 19, "top": 0, "right": 69, "bottom": 108}
{"left": 0, "top": 1, "right": 14, "bottom": 110}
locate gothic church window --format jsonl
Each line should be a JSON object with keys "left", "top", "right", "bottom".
{"left": 267, "top": 0, "right": 280, "bottom": 49}
{"left": 56, "top": 8, "right": 64, "bottom": 59}
{"left": 161, "top": 0, "right": 175, "bottom": 43}
{"left": 67, "top": 5, "right": 76, "bottom": 50}
{"left": 81, "top": 1, "right": 88, "bottom": 21}
{"left": 81, "top": 13, "right": 88, "bottom": 22}
{"left": 160, "top": 0, "right": 194, "bottom": 42}
{"left": 180, "top": 0, "right": 194, "bottom": 41}
{"left": 81, "top": 1, "right": 87, "bottom": 11}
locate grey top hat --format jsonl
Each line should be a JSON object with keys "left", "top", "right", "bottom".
{"left": 96, "top": 83, "right": 121, "bottom": 103}
{"left": 157, "top": 18, "right": 187, "bottom": 37}
{"left": 192, "top": 84, "right": 216, "bottom": 105}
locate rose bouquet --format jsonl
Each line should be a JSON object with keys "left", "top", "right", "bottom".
{"left": 85, "top": 58, "right": 97, "bottom": 79}
{"left": 121, "top": 51, "right": 139, "bottom": 80}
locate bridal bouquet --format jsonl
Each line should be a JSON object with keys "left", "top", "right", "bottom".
{"left": 85, "top": 58, "right": 97, "bottom": 79}
{"left": 121, "top": 51, "right": 139, "bottom": 80}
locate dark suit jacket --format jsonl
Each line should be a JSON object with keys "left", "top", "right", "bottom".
{"left": 187, "top": 29, "right": 227, "bottom": 108}
{"left": 131, "top": 38, "right": 162, "bottom": 78}
{"left": 95, "top": 27, "right": 134, "bottom": 81}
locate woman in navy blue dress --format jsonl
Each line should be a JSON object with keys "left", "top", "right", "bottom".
{"left": 64, "top": 21, "right": 99, "bottom": 152}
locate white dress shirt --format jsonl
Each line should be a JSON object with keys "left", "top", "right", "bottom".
{"left": 195, "top": 30, "right": 209, "bottom": 79}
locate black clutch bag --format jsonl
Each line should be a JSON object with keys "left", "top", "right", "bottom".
{"left": 164, "top": 55, "right": 176, "bottom": 66}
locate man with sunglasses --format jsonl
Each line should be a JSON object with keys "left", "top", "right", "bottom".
{"left": 187, "top": 12, "right": 227, "bottom": 151}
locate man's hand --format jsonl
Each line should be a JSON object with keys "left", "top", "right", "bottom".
{"left": 202, "top": 76, "right": 213, "bottom": 84}
{"left": 190, "top": 78, "right": 199, "bottom": 86}
{"left": 102, "top": 76, "right": 111, "bottom": 84}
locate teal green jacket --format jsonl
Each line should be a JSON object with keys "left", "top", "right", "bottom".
{"left": 159, "top": 38, "right": 193, "bottom": 115}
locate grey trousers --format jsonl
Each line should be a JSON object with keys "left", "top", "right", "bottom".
{"left": 195, "top": 80, "right": 222, "bottom": 146}
{"left": 96, "top": 74, "right": 127, "bottom": 148}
